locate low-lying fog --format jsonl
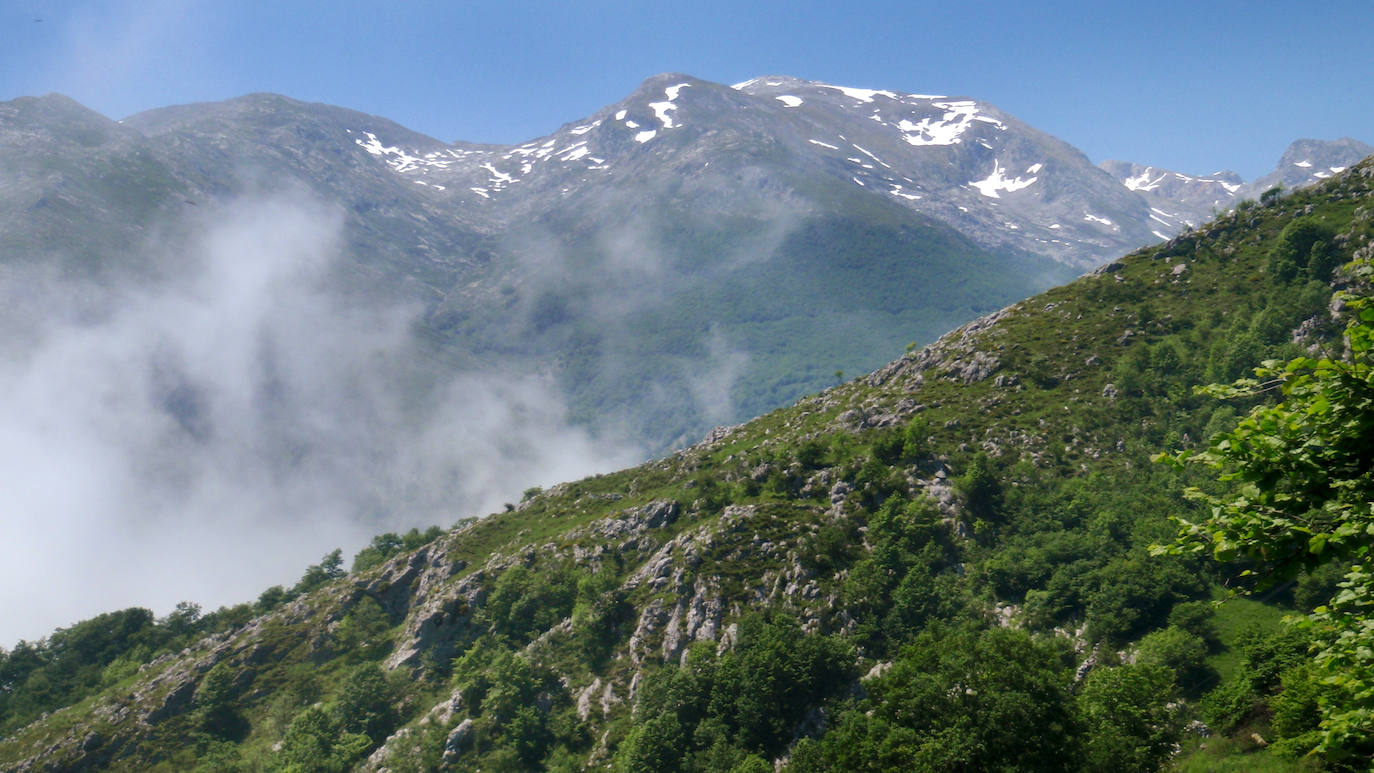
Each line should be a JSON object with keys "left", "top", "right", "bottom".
{"left": 0, "top": 190, "right": 641, "bottom": 645}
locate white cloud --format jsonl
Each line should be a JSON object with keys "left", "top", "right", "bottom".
{"left": 0, "top": 189, "right": 639, "bottom": 645}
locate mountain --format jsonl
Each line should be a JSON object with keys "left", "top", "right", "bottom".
{"left": 0, "top": 94, "right": 186, "bottom": 274}
{"left": 3, "top": 154, "right": 1370, "bottom": 771}
{"left": 1246, "top": 136, "right": 1374, "bottom": 193}
{"left": 1, "top": 78, "right": 1366, "bottom": 455}
{"left": 1098, "top": 137, "right": 1374, "bottom": 239}
{"left": 0, "top": 81, "right": 1076, "bottom": 456}
{"left": 1096, "top": 159, "right": 1242, "bottom": 236}
{"left": 731, "top": 76, "right": 1158, "bottom": 267}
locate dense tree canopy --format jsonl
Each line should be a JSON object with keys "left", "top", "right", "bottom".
{"left": 1161, "top": 257, "right": 1374, "bottom": 761}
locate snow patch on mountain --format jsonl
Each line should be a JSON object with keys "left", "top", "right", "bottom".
{"left": 559, "top": 143, "right": 590, "bottom": 161}
{"left": 820, "top": 85, "right": 899, "bottom": 103}
{"left": 776, "top": 95, "right": 803, "bottom": 108}
{"left": 852, "top": 144, "right": 891, "bottom": 169}
{"left": 970, "top": 159, "right": 1038, "bottom": 198}
{"left": 647, "top": 106, "right": 674, "bottom": 129}
{"left": 1114, "top": 165, "right": 1241, "bottom": 201}
{"left": 353, "top": 132, "right": 448, "bottom": 174}
{"left": 481, "top": 163, "right": 515, "bottom": 184}
{"left": 354, "top": 115, "right": 626, "bottom": 200}
{"left": 648, "top": 83, "right": 691, "bottom": 130}
{"left": 649, "top": 102, "right": 677, "bottom": 128}
{"left": 894, "top": 100, "right": 1005, "bottom": 147}
{"left": 889, "top": 183, "right": 920, "bottom": 200}
{"left": 354, "top": 132, "right": 499, "bottom": 185}
{"left": 1123, "top": 168, "right": 1166, "bottom": 192}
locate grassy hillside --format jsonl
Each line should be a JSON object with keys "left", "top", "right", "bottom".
{"left": 2, "top": 160, "right": 1372, "bottom": 772}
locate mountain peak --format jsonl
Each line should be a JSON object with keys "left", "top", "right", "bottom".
{"left": 627, "top": 72, "right": 709, "bottom": 102}
{"left": 0, "top": 92, "right": 116, "bottom": 126}
{"left": 1275, "top": 136, "right": 1374, "bottom": 169}
{"left": 735, "top": 75, "right": 953, "bottom": 104}
{"left": 1249, "top": 136, "right": 1374, "bottom": 192}
{"left": 638, "top": 71, "right": 700, "bottom": 87}
{"left": 0, "top": 92, "right": 131, "bottom": 149}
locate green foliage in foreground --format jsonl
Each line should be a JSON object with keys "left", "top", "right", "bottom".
{"left": 1160, "top": 257, "right": 1374, "bottom": 762}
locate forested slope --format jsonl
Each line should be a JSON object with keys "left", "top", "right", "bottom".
{"left": 3, "top": 160, "right": 1373, "bottom": 772}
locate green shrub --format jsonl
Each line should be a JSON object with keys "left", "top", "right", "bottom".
{"left": 1135, "top": 626, "right": 1213, "bottom": 696}
{"left": 1078, "top": 664, "right": 1182, "bottom": 773}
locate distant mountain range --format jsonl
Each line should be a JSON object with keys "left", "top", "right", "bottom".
{"left": 0, "top": 74, "right": 1368, "bottom": 451}
{"left": 1099, "top": 135, "right": 1372, "bottom": 238}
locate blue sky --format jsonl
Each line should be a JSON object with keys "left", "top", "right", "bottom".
{"left": 1, "top": 0, "right": 1369, "bottom": 179}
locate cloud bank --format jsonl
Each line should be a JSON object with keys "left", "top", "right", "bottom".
{"left": 0, "top": 190, "right": 640, "bottom": 645}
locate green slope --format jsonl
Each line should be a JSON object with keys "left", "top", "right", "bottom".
{"left": 3, "top": 160, "right": 1372, "bottom": 772}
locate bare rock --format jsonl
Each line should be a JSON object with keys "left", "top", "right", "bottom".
{"left": 700, "top": 423, "right": 742, "bottom": 446}
{"left": 629, "top": 598, "right": 669, "bottom": 665}
{"left": 946, "top": 351, "right": 1001, "bottom": 384}
{"left": 577, "top": 678, "right": 604, "bottom": 720}
{"left": 828, "top": 480, "right": 852, "bottom": 505}
{"left": 661, "top": 600, "right": 686, "bottom": 662}
{"left": 600, "top": 681, "right": 620, "bottom": 715}
{"left": 684, "top": 583, "right": 723, "bottom": 644}
{"left": 442, "top": 718, "right": 475, "bottom": 762}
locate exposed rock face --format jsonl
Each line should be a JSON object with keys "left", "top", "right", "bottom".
{"left": 585, "top": 500, "right": 681, "bottom": 541}
{"left": 661, "top": 579, "right": 725, "bottom": 663}
{"left": 442, "top": 718, "right": 474, "bottom": 762}
{"left": 576, "top": 678, "right": 604, "bottom": 720}
{"left": 629, "top": 598, "right": 669, "bottom": 665}
{"left": 380, "top": 542, "right": 479, "bottom": 670}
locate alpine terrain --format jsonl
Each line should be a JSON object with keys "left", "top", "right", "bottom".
{"left": 1, "top": 74, "right": 1366, "bottom": 454}
{"left": 2, "top": 131, "right": 1372, "bottom": 771}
